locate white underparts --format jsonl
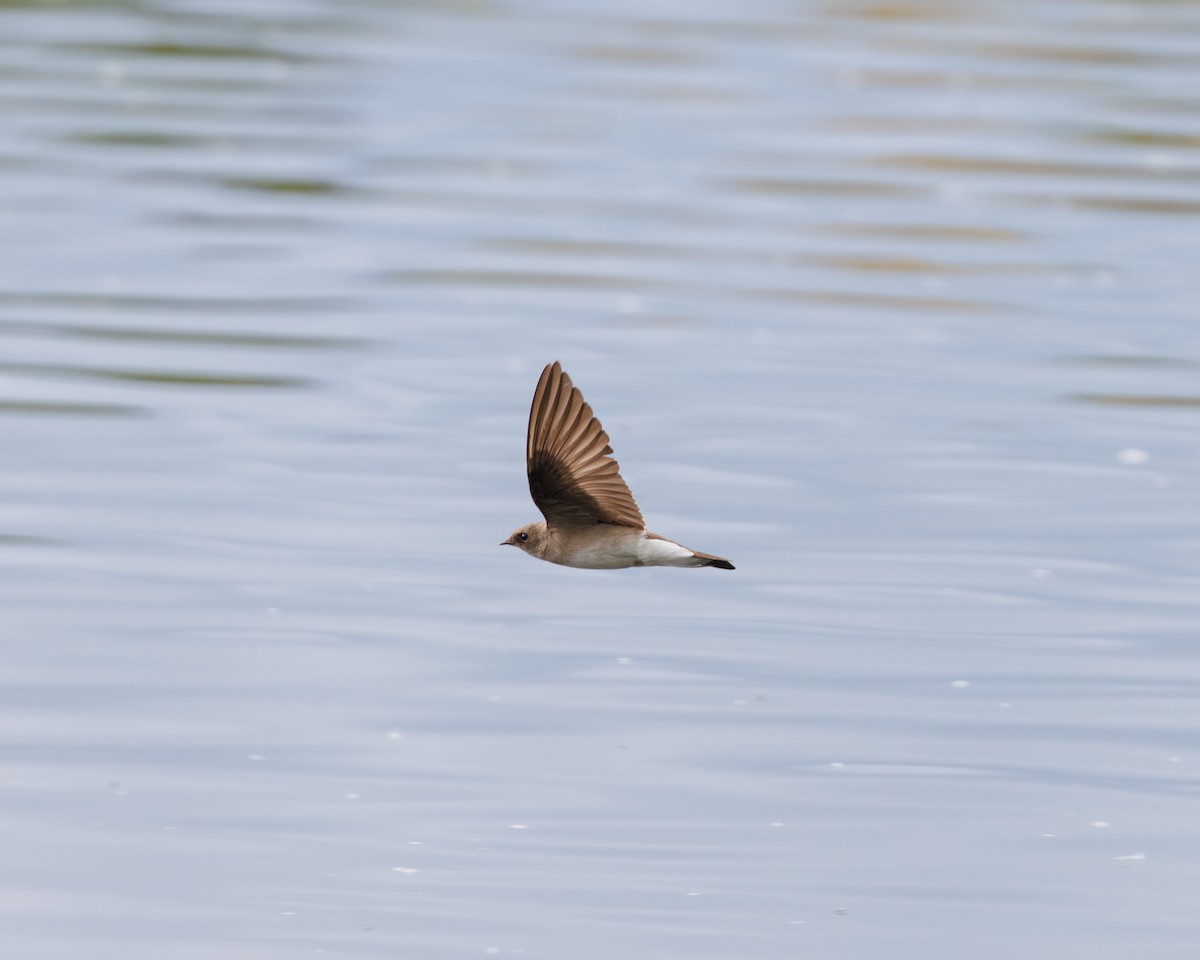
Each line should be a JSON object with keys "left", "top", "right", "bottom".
{"left": 544, "top": 527, "right": 710, "bottom": 569}
{"left": 634, "top": 534, "right": 707, "bottom": 568}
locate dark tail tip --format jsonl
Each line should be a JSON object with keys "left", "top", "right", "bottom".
{"left": 690, "top": 549, "right": 734, "bottom": 570}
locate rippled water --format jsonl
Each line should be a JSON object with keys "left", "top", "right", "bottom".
{"left": 3, "top": 1, "right": 1199, "bottom": 958}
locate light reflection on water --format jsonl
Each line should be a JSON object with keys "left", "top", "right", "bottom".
{"left": 2, "top": 0, "right": 1199, "bottom": 958}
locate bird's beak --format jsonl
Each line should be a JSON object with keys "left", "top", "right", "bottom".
{"left": 500, "top": 540, "right": 511, "bottom": 546}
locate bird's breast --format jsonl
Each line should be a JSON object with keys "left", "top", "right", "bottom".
{"left": 548, "top": 526, "right": 644, "bottom": 569}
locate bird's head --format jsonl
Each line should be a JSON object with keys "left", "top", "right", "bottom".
{"left": 501, "top": 522, "right": 548, "bottom": 558}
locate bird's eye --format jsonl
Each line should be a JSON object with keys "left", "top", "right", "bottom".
{"left": 517, "top": 532, "right": 529, "bottom": 542}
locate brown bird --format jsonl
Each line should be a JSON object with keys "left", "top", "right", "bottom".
{"left": 502, "top": 362, "right": 735, "bottom": 570}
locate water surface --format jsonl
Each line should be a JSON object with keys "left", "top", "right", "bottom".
{"left": 2, "top": 1, "right": 1199, "bottom": 958}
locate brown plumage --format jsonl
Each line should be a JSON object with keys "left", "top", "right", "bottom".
{"left": 502, "top": 362, "right": 735, "bottom": 571}
{"left": 526, "top": 361, "right": 645, "bottom": 530}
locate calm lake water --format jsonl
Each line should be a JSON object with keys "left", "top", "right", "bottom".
{"left": 3, "top": 0, "right": 1199, "bottom": 957}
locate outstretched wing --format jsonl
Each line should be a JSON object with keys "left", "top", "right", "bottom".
{"left": 526, "top": 361, "right": 645, "bottom": 530}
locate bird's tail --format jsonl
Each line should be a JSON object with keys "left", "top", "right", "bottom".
{"left": 691, "top": 550, "right": 735, "bottom": 570}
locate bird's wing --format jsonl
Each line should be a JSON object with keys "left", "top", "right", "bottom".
{"left": 526, "top": 361, "right": 645, "bottom": 530}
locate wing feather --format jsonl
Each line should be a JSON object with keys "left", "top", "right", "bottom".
{"left": 526, "top": 362, "right": 645, "bottom": 530}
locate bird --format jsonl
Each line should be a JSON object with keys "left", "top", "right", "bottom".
{"left": 502, "top": 361, "right": 734, "bottom": 570}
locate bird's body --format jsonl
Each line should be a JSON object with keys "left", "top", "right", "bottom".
{"left": 503, "top": 362, "right": 734, "bottom": 571}
{"left": 507, "top": 521, "right": 730, "bottom": 569}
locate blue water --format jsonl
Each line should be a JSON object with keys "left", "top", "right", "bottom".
{"left": 2, "top": 1, "right": 1199, "bottom": 957}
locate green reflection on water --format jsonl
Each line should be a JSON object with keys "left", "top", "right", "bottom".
{"left": 0, "top": 360, "right": 312, "bottom": 389}
{"left": 1069, "top": 394, "right": 1200, "bottom": 407}
{"left": 0, "top": 293, "right": 357, "bottom": 314}
{"left": 0, "top": 533, "right": 67, "bottom": 545}
{"left": 222, "top": 177, "right": 346, "bottom": 195}
{"left": 69, "top": 132, "right": 204, "bottom": 148}
{"left": 67, "top": 41, "right": 310, "bottom": 62}
{"left": 102, "top": 370, "right": 312, "bottom": 387}
{"left": 44, "top": 323, "right": 369, "bottom": 350}
{"left": 1090, "top": 130, "right": 1200, "bottom": 150}
{"left": 0, "top": 400, "right": 146, "bottom": 417}
{"left": 1058, "top": 355, "right": 1197, "bottom": 369}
